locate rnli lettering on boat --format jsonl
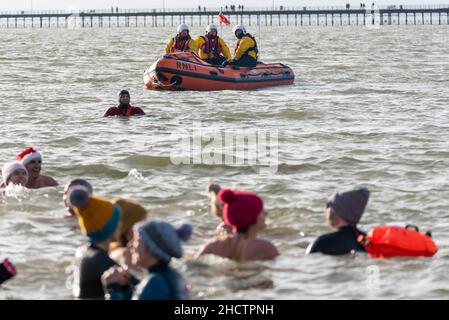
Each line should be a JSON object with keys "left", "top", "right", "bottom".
{"left": 144, "top": 52, "right": 294, "bottom": 91}
{"left": 176, "top": 61, "right": 197, "bottom": 71}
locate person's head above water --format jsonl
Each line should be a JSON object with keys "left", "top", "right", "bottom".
{"left": 2, "top": 161, "right": 28, "bottom": 187}
{"left": 177, "top": 23, "right": 189, "bottom": 39}
{"left": 63, "top": 179, "right": 93, "bottom": 216}
{"left": 218, "top": 189, "right": 265, "bottom": 234}
{"left": 132, "top": 220, "right": 192, "bottom": 268}
{"left": 205, "top": 24, "right": 218, "bottom": 38}
{"left": 232, "top": 25, "right": 246, "bottom": 39}
{"left": 67, "top": 186, "right": 122, "bottom": 244}
{"left": 325, "top": 187, "right": 370, "bottom": 227}
{"left": 118, "top": 89, "right": 130, "bottom": 108}
{"left": 16, "top": 147, "right": 42, "bottom": 181}
{"left": 207, "top": 183, "right": 223, "bottom": 219}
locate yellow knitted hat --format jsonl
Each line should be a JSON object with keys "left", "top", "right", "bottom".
{"left": 68, "top": 186, "right": 122, "bottom": 243}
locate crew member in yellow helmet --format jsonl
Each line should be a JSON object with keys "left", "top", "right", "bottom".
{"left": 165, "top": 23, "right": 198, "bottom": 53}
{"left": 224, "top": 25, "right": 258, "bottom": 68}
{"left": 196, "top": 24, "right": 231, "bottom": 65}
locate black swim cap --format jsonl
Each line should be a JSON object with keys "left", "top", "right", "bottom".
{"left": 118, "top": 89, "right": 130, "bottom": 97}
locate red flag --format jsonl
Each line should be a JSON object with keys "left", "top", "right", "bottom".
{"left": 217, "top": 11, "right": 230, "bottom": 25}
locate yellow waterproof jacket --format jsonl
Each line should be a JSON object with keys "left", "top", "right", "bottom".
{"left": 165, "top": 36, "right": 198, "bottom": 54}
{"left": 233, "top": 34, "right": 258, "bottom": 61}
{"left": 195, "top": 36, "right": 231, "bottom": 60}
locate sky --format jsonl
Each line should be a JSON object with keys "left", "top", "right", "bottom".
{"left": 0, "top": 0, "right": 442, "bottom": 11}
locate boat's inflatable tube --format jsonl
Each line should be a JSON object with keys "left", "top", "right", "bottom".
{"left": 144, "top": 52, "right": 295, "bottom": 91}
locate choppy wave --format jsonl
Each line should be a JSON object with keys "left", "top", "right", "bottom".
{"left": 0, "top": 25, "right": 449, "bottom": 300}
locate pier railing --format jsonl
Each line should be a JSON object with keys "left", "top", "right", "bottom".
{"left": 2, "top": 4, "right": 449, "bottom": 15}
{"left": 1, "top": 5, "right": 449, "bottom": 28}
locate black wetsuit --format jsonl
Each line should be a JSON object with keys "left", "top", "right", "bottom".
{"left": 308, "top": 226, "right": 366, "bottom": 256}
{"left": 75, "top": 244, "right": 135, "bottom": 299}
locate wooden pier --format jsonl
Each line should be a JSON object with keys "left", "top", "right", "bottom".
{"left": 0, "top": 6, "right": 448, "bottom": 28}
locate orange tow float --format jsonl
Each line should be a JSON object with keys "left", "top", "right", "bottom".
{"left": 359, "top": 225, "right": 438, "bottom": 258}
{"left": 144, "top": 52, "right": 295, "bottom": 91}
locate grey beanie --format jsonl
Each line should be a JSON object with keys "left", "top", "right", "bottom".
{"left": 328, "top": 188, "right": 370, "bottom": 225}
{"left": 136, "top": 220, "right": 192, "bottom": 264}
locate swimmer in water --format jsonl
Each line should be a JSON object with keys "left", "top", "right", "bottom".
{"left": 196, "top": 189, "right": 279, "bottom": 262}
{"left": 306, "top": 188, "right": 369, "bottom": 256}
{"left": 16, "top": 147, "right": 58, "bottom": 189}
{"left": 1, "top": 161, "right": 28, "bottom": 188}
{"left": 207, "top": 183, "right": 233, "bottom": 236}
{"left": 63, "top": 179, "right": 93, "bottom": 217}
{"left": 67, "top": 186, "right": 127, "bottom": 299}
{"left": 102, "top": 220, "right": 191, "bottom": 300}
{"left": 108, "top": 198, "right": 148, "bottom": 270}
{"left": 0, "top": 259, "right": 17, "bottom": 285}
{"left": 103, "top": 90, "right": 145, "bottom": 117}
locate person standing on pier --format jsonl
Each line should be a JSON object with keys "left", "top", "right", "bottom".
{"left": 224, "top": 25, "right": 258, "bottom": 68}
{"left": 195, "top": 24, "right": 231, "bottom": 65}
{"left": 165, "top": 24, "right": 198, "bottom": 54}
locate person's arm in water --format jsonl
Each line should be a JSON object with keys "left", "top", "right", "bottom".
{"left": 165, "top": 38, "right": 174, "bottom": 54}
{"left": 219, "top": 38, "right": 232, "bottom": 60}
{"left": 103, "top": 107, "right": 117, "bottom": 117}
{"left": 133, "top": 106, "right": 146, "bottom": 115}
{"left": 234, "top": 37, "right": 254, "bottom": 61}
{"left": 306, "top": 236, "right": 326, "bottom": 254}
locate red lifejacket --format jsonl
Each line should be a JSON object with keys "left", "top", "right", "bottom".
{"left": 124, "top": 105, "right": 132, "bottom": 116}
{"left": 200, "top": 35, "right": 222, "bottom": 57}
{"left": 171, "top": 35, "right": 192, "bottom": 53}
{"left": 359, "top": 225, "right": 438, "bottom": 258}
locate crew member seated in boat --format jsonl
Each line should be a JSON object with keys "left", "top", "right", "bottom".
{"left": 165, "top": 24, "right": 198, "bottom": 54}
{"left": 224, "top": 25, "right": 258, "bottom": 68}
{"left": 195, "top": 24, "right": 231, "bottom": 65}
{"left": 306, "top": 188, "right": 369, "bottom": 256}
{"left": 104, "top": 90, "right": 145, "bottom": 117}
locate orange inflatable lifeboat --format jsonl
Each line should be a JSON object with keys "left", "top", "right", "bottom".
{"left": 359, "top": 225, "right": 437, "bottom": 258}
{"left": 144, "top": 52, "right": 295, "bottom": 91}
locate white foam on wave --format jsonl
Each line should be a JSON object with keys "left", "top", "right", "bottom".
{"left": 3, "top": 183, "right": 30, "bottom": 200}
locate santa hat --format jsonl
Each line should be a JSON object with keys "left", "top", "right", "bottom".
{"left": 16, "top": 147, "right": 42, "bottom": 166}
{"left": 2, "top": 161, "right": 28, "bottom": 185}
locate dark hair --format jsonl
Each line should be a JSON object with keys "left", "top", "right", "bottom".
{"left": 119, "top": 89, "right": 130, "bottom": 97}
